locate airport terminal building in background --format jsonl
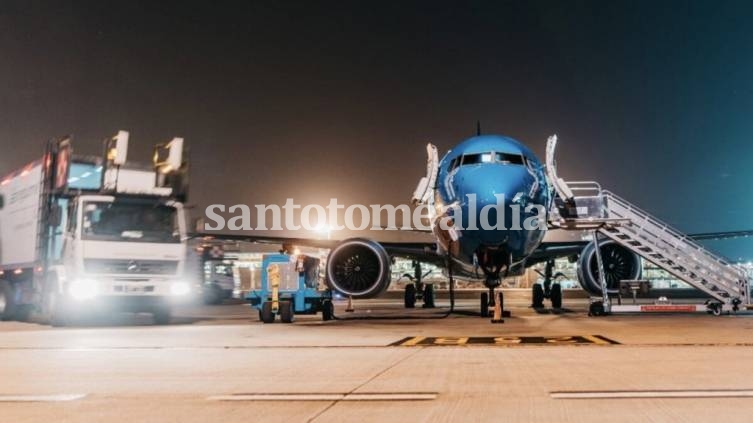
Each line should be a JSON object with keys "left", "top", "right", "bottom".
{"left": 193, "top": 239, "right": 753, "bottom": 299}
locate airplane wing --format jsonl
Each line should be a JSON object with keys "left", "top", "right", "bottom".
{"left": 193, "top": 232, "right": 446, "bottom": 265}
{"left": 194, "top": 228, "right": 753, "bottom": 268}
{"left": 194, "top": 228, "right": 751, "bottom": 298}
{"left": 525, "top": 228, "right": 753, "bottom": 266}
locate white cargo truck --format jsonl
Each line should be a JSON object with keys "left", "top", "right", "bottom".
{"left": 0, "top": 131, "right": 191, "bottom": 325}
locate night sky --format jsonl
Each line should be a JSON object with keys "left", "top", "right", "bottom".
{"left": 2, "top": 1, "right": 753, "bottom": 257}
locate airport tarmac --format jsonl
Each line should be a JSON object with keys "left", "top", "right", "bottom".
{"left": 2, "top": 295, "right": 753, "bottom": 422}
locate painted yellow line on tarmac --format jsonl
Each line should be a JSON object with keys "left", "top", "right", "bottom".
{"left": 390, "top": 335, "right": 620, "bottom": 346}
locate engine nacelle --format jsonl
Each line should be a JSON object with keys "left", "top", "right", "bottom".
{"left": 577, "top": 239, "right": 642, "bottom": 296}
{"left": 325, "top": 238, "right": 392, "bottom": 298}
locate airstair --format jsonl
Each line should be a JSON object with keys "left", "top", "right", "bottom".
{"left": 545, "top": 135, "right": 750, "bottom": 313}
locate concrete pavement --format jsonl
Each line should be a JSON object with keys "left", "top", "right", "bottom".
{"left": 2, "top": 298, "right": 753, "bottom": 422}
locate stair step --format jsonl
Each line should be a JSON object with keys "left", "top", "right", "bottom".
{"left": 597, "top": 194, "right": 749, "bottom": 302}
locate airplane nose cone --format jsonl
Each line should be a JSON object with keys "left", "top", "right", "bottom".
{"left": 454, "top": 165, "right": 535, "bottom": 244}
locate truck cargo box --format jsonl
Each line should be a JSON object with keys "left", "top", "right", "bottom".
{"left": 0, "top": 162, "right": 44, "bottom": 268}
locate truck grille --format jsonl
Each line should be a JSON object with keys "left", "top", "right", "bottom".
{"left": 84, "top": 259, "right": 179, "bottom": 275}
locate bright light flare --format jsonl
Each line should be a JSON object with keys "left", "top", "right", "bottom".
{"left": 170, "top": 281, "right": 191, "bottom": 296}
{"left": 69, "top": 279, "right": 99, "bottom": 300}
{"left": 314, "top": 223, "right": 332, "bottom": 240}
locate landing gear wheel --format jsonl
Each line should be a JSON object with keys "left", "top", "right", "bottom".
{"left": 532, "top": 284, "right": 544, "bottom": 308}
{"left": 588, "top": 301, "right": 606, "bottom": 317}
{"left": 260, "top": 301, "right": 275, "bottom": 323}
{"left": 480, "top": 292, "right": 489, "bottom": 318}
{"left": 321, "top": 300, "right": 334, "bottom": 321}
{"left": 279, "top": 301, "right": 295, "bottom": 323}
{"left": 550, "top": 284, "right": 562, "bottom": 309}
{"left": 404, "top": 283, "right": 416, "bottom": 308}
{"left": 422, "top": 284, "right": 435, "bottom": 308}
{"left": 0, "top": 280, "right": 18, "bottom": 321}
{"left": 152, "top": 305, "right": 172, "bottom": 325}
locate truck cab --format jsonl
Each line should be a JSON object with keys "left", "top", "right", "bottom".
{"left": 52, "top": 195, "right": 189, "bottom": 323}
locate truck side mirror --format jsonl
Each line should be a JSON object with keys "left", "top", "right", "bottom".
{"left": 0, "top": 194, "right": 4, "bottom": 210}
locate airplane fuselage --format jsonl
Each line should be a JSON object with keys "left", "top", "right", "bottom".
{"left": 431, "top": 135, "right": 552, "bottom": 283}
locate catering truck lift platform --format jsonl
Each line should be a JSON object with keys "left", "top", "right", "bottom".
{"left": 247, "top": 253, "right": 334, "bottom": 323}
{"left": 0, "top": 130, "right": 192, "bottom": 325}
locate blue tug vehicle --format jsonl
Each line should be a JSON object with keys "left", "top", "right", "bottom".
{"left": 247, "top": 253, "right": 334, "bottom": 323}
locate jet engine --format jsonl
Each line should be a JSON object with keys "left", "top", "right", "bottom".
{"left": 576, "top": 239, "right": 642, "bottom": 295}
{"left": 325, "top": 238, "right": 392, "bottom": 298}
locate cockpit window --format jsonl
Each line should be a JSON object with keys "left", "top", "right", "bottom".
{"left": 459, "top": 152, "right": 525, "bottom": 167}
{"left": 461, "top": 154, "right": 481, "bottom": 165}
{"left": 463, "top": 153, "right": 497, "bottom": 165}
{"left": 496, "top": 153, "right": 525, "bottom": 165}
{"left": 449, "top": 157, "right": 460, "bottom": 171}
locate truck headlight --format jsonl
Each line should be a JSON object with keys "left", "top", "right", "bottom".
{"left": 170, "top": 281, "right": 191, "bottom": 296}
{"left": 69, "top": 279, "right": 99, "bottom": 300}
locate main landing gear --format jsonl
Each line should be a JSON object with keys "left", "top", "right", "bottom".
{"left": 403, "top": 260, "right": 436, "bottom": 309}
{"left": 532, "top": 260, "right": 564, "bottom": 309}
{"left": 404, "top": 283, "right": 436, "bottom": 308}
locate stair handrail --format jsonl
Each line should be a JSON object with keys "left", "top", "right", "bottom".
{"left": 603, "top": 190, "right": 748, "bottom": 279}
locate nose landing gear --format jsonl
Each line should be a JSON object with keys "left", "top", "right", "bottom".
{"left": 478, "top": 250, "right": 512, "bottom": 320}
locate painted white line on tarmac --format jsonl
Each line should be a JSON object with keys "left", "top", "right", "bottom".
{"left": 344, "top": 393, "right": 437, "bottom": 401}
{"left": 208, "top": 394, "right": 344, "bottom": 401}
{"left": 552, "top": 390, "right": 753, "bottom": 399}
{"left": 207, "top": 392, "right": 437, "bottom": 401}
{"left": 0, "top": 394, "right": 87, "bottom": 402}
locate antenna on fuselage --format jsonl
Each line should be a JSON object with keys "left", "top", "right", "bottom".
{"left": 476, "top": 121, "right": 481, "bottom": 136}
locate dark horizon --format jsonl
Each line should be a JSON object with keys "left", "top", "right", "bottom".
{"left": 2, "top": 1, "right": 753, "bottom": 258}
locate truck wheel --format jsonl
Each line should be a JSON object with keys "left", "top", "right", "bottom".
{"left": 48, "top": 296, "right": 68, "bottom": 327}
{"left": 203, "top": 284, "right": 223, "bottom": 305}
{"left": 260, "top": 301, "right": 275, "bottom": 323}
{"left": 14, "top": 305, "right": 32, "bottom": 322}
{"left": 279, "top": 301, "right": 295, "bottom": 324}
{"left": 153, "top": 306, "right": 172, "bottom": 325}
{"left": 321, "top": 300, "right": 334, "bottom": 321}
{"left": 49, "top": 300, "right": 69, "bottom": 327}
{"left": 0, "top": 280, "right": 18, "bottom": 321}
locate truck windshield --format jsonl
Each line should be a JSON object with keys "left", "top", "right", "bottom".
{"left": 82, "top": 201, "right": 180, "bottom": 243}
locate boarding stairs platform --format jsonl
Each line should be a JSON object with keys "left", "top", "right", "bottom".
{"left": 545, "top": 136, "right": 750, "bottom": 313}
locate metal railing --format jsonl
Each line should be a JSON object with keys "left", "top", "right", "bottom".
{"left": 602, "top": 190, "right": 748, "bottom": 304}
